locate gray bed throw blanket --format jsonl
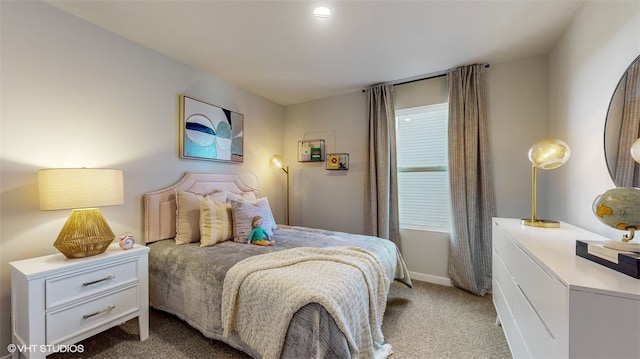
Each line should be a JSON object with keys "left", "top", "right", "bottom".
{"left": 221, "top": 246, "right": 392, "bottom": 359}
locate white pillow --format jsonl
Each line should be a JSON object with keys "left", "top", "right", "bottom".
{"left": 230, "top": 197, "right": 276, "bottom": 244}
{"left": 206, "top": 191, "right": 229, "bottom": 203}
{"left": 175, "top": 191, "right": 203, "bottom": 245}
{"left": 226, "top": 191, "right": 258, "bottom": 202}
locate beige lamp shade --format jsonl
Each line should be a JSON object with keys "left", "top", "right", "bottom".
{"left": 38, "top": 168, "right": 124, "bottom": 258}
{"left": 38, "top": 168, "right": 124, "bottom": 210}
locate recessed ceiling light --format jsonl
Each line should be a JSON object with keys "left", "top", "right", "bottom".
{"left": 313, "top": 6, "right": 331, "bottom": 19}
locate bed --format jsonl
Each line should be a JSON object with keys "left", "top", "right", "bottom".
{"left": 144, "top": 172, "right": 412, "bottom": 359}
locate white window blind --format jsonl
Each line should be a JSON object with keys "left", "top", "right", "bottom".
{"left": 396, "top": 103, "right": 451, "bottom": 231}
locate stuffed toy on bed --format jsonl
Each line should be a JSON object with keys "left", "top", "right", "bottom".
{"left": 248, "top": 215, "right": 274, "bottom": 246}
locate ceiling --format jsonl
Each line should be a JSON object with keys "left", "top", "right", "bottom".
{"left": 46, "top": 1, "right": 585, "bottom": 106}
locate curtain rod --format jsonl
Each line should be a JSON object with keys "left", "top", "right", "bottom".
{"left": 392, "top": 72, "right": 447, "bottom": 86}
{"left": 362, "top": 63, "right": 490, "bottom": 92}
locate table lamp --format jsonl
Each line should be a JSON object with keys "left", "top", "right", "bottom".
{"left": 521, "top": 139, "right": 571, "bottom": 228}
{"left": 38, "top": 168, "right": 124, "bottom": 258}
{"left": 270, "top": 155, "right": 289, "bottom": 225}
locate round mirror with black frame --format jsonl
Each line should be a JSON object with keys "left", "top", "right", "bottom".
{"left": 604, "top": 54, "right": 640, "bottom": 187}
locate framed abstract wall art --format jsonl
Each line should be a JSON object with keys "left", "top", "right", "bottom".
{"left": 179, "top": 95, "right": 244, "bottom": 163}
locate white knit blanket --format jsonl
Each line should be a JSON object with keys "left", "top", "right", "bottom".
{"left": 221, "top": 246, "right": 392, "bottom": 359}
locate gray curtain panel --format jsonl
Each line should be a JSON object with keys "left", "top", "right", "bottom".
{"left": 365, "top": 84, "right": 401, "bottom": 249}
{"left": 614, "top": 59, "right": 640, "bottom": 187}
{"left": 447, "top": 64, "right": 496, "bottom": 296}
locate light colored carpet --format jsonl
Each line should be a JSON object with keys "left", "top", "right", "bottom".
{"left": 50, "top": 280, "right": 512, "bottom": 358}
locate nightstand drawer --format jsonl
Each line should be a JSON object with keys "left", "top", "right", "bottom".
{"left": 46, "top": 285, "right": 138, "bottom": 345}
{"left": 46, "top": 259, "right": 138, "bottom": 309}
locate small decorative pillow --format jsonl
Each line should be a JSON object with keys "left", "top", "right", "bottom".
{"left": 175, "top": 191, "right": 203, "bottom": 245}
{"left": 207, "top": 191, "right": 228, "bottom": 203}
{"left": 199, "top": 197, "right": 234, "bottom": 247}
{"left": 226, "top": 191, "right": 258, "bottom": 202}
{"left": 230, "top": 198, "right": 276, "bottom": 244}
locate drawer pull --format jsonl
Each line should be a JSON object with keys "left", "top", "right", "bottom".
{"left": 82, "top": 305, "right": 115, "bottom": 319}
{"left": 82, "top": 275, "right": 115, "bottom": 287}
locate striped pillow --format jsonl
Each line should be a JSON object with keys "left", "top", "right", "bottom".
{"left": 199, "top": 197, "right": 234, "bottom": 247}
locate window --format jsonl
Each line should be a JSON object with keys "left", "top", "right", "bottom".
{"left": 396, "top": 103, "right": 451, "bottom": 231}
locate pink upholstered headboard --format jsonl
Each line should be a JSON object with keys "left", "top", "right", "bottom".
{"left": 143, "top": 172, "right": 259, "bottom": 243}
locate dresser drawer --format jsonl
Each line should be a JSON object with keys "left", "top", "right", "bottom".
{"left": 46, "top": 259, "right": 138, "bottom": 309}
{"left": 46, "top": 285, "right": 138, "bottom": 345}
{"left": 493, "top": 254, "right": 531, "bottom": 358}
{"left": 493, "top": 250, "right": 519, "bottom": 315}
{"left": 496, "top": 227, "right": 567, "bottom": 339}
{"left": 512, "top": 281, "right": 561, "bottom": 358}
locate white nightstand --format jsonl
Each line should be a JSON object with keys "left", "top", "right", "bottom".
{"left": 10, "top": 243, "right": 149, "bottom": 359}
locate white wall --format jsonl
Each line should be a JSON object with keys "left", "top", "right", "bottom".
{"left": 487, "top": 55, "right": 551, "bottom": 219}
{"left": 547, "top": 1, "right": 640, "bottom": 238}
{"left": 0, "top": 2, "right": 284, "bottom": 356}
{"left": 283, "top": 91, "right": 368, "bottom": 233}
{"left": 283, "top": 55, "right": 550, "bottom": 284}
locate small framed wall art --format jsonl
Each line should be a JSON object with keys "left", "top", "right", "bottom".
{"left": 298, "top": 139, "right": 325, "bottom": 162}
{"left": 179, "top": 95, "right": 244, "bottom": 163}
{"left": 326, "top": 153, "right": 349, "bottom": 170}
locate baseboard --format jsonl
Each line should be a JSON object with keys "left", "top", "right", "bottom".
{"left": 408, "top": 271, "right": 452, "bottom": 287}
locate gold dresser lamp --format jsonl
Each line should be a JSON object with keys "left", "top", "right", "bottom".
{"left": 38, "top": 168, "right": 124, "bottom": 258}
{"left": 270, "top": 155, "right": 289, "bottom": 225}
{"left": 522, "top": 139, "right": 571, "bottom": 228}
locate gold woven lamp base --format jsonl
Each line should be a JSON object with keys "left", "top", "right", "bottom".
{"left": 54, "top": 208, "right": 115, "bottom": 259}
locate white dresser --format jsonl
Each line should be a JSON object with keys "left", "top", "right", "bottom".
{"left": 492, "top": 218, "right": 640, "bottom": 359}
{"left": 10, "top": 244, "right": 149, "bottom": 359}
